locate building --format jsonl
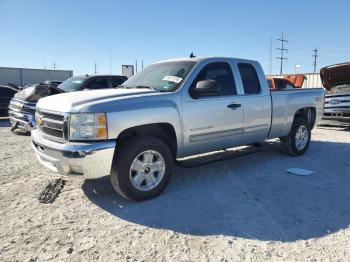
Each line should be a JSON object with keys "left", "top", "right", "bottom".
{"left": 0, "top": 67, "right": 73, "bottom": 86}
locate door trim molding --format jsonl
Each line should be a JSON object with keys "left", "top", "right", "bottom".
{"left": 189, "top": 128, "right": 244, "bottom": 142}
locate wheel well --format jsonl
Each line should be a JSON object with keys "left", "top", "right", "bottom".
{"left": 116, "top": 123, "right": 177, "bottom": 157}
{"left": 293, "top": 107, "right": 316, "bottom": 129}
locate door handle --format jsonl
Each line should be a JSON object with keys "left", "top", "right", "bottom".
{"left": 227, "top": 103, "right": 241, "bottom": 110}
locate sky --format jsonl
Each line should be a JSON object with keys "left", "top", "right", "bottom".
{"left": 0, "top": 0, "right": 349, "bottom": 75}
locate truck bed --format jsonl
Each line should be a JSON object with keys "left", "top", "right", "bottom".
{"left": 268, "top": 88, "right": 325, "bottom": 139}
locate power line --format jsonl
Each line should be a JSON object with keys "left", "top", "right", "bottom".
{"left": 313, "top": 48, "right": 318, "bottom": 73}
{"left": 276, "top": 32, "right": 288, "bottom": 74}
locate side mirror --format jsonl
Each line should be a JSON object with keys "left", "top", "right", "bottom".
{"left": 194, "top": 79, "right": 219, "bottom": 96}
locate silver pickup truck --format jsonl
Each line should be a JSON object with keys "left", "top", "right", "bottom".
{"left": 31, "top": 57, "right": 325, "bottom": 201}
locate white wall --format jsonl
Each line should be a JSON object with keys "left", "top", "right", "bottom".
{"left": 0, "top": 67, "right": 73, "bottom": 86}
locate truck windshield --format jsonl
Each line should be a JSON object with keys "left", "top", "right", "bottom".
{"left": 122, "top": 61, "right": 196, "bottom": 92}
{"left": 57, "top": 77, "right": 85, "bottom": 92}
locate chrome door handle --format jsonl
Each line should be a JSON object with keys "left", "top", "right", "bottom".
{"left": 227, "top": 103, "right": 241, "bottom": 110}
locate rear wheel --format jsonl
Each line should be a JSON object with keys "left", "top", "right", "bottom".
{"left": 280, "top": 118, "right": 311, "bottom": 156}
{"left": 110, "top": 136, "right": 173, "bottom": 201}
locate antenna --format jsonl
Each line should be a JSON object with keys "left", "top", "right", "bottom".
{"left": 276, "top": 32, "right": 288, "bottom": 74}
{"left": 313, "top": 48, "right": 318, "bottom": 73}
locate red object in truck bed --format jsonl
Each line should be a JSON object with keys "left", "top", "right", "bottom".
{"left": 267, "top": 74, "right": 306, "bottom": 89}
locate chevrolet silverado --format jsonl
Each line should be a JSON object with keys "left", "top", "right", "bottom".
{"left": 31, "top": 57, "right": 325, "bottom": 201}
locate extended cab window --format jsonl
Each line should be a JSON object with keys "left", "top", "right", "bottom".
{"left": 238, "top": 63, "right": 261, "bottom": 94}
{"left": 86, "top": 78, "right": 109, "bottom": 89}
{"left": 112, "top": 77, "right": 126, "bottom": 87}
{"left": 191, "top": 62, "right": 236, "bottom": 98}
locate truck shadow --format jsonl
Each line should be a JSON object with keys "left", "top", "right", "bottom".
{"left": 82, "top": 139, "right": 350, "bottom": 242}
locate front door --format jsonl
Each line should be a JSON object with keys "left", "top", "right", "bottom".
{"left": 182, "top": 62, "right": 244, "bottom": 156}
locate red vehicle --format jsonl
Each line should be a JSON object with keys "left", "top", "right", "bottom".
{"left": 267, "top": 74, "right": 306, "bottom": 90}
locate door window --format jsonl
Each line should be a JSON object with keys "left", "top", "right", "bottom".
{"left": 112, "top": 77, "right": 126, "bottom": 87}
{"left": 86, "top": 78, "right": 109, "bottom": 89}
{"left": 238, "top": 63, "right": 261, "bottom": 94}
{"left": 190, "top": 62, "right": 236, "bottom": 98}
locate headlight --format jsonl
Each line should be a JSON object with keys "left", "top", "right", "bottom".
{"left": 69, "top": 113, "right": 107, "bottom": 141}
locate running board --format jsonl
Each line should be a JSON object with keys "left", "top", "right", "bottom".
{"left": 175, "top": 144, "right": 265, "bottom": 168}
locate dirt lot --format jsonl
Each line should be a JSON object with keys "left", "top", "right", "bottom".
{"left": 0, "top": 119, "right": 349, "bottom": 261}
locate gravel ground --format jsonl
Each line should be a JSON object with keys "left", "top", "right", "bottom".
{"left": 0, "top": 119, "right": 350, "bottom": 262}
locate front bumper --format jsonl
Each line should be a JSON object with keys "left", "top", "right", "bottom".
{"left": 9, "top": 110, "right": 35, "bottom": 131}
{"left": 31, "top": 128, "right": 116, "bottom": 179}
{"left": 322, "top": 108, "right": 350, "bottom": 123}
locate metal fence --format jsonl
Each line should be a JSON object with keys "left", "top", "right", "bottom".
{"left": 267, "top": 73, "right": 323, "bottom": 88}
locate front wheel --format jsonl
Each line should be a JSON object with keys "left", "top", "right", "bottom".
{"left": 280, "top": 118, "right": 311, "bottom": 156}
{"left": 110, "top": 136, "right": 173, "bottom": 201}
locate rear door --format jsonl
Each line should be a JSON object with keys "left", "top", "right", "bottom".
{"left": 236, "top": 62, "right": 271, "bottom": 144}
{"left": 182, "top": 61, "right": 244, "bottom": 156}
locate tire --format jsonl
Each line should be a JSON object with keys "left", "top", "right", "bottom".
{"left": 280, "top": 118, "right": 311, "bottom": 156}
{"left": 110, "top": 136, "right": 173, "bottom": 201}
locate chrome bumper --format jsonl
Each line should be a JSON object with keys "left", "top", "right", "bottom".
{"left": 9, "top": 111, "right": 35, "bottom": 131}
{"left": 322, "top": 108, "right": 350, "bottom": 122}
{"left": 31, "top": 129, "right": 116, "bottom": 179}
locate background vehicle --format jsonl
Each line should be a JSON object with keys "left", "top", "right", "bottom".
{"left": 0, "top": 85, "right": 18, "bottom": 116}
{"left": 320, "top": 62, "right": 350, "bottom": 123}
{"left": 31, "top": 57, "right": 324, "bottom": 201}
{"left": 9, "top": 75, "right": 127, "bottom": 132}
{"left": 267, "top": 74, "right": 306, "bottom": 89}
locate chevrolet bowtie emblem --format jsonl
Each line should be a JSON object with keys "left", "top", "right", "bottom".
{"left": 37, "top": 117, "right": 43, "bottom": 126}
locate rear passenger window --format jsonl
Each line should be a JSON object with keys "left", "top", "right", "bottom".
{"left": 87, "top": 78, "right": 109, "bottom": 89}
{"left": 238, "top": 63, "right": 261, "bottom": 94}
{"left": 112, "top": 77, "right": 125, "bottom": 87}
{"left": 191, "top": 62, "right": 236, "bottom": 97}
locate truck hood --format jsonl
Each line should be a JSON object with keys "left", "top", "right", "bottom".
{"left": 36, "top": 88, "right": 156, "bottom": 112}
{"left": 14, "top": 84, "right": 63, "bottom": 102}
{"left": 320, "top": 62, "right": 350, "bottom": 90}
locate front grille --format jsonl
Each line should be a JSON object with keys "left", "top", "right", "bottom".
{"left": 37, "top": 110, "right": 65, "bottom": 142}
{"left": 8, "top": 99, "right": 36, "bottom": 115}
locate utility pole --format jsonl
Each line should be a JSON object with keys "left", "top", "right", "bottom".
{"left": 142, "top": 60, "right": 144, "bottom": 70}
{"left": 269, "top": 38, "right": 272, "bottom": 75}
{"left": 135, "top": 60, "right": 138, "bottom": 73}
{"left": 313, "top": 48, "right": 318, "bottom": 73}
{"left": 53, "top": 61, "right": 56, "bottom": 70}
{"left": 109, "top": 46, "right": 112, "bottom": 74}
{"left": 276, "top": 32, "right": 288, "bottom": 74}
{"left": 94, "top": 62, "right": 98, "bottom": 74}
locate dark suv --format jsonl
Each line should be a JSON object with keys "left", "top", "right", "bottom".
{"left": 9, "top": 75, "right": 127, "bottom": 132}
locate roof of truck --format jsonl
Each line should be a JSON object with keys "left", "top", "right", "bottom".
{"left": 154, "top": 56, "right": 257, "bottom": 64}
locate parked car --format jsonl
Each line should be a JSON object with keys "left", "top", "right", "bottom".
{"left": 31, "top": 57, "right": 324, "bottom": 201}
{"left": 0, "top": 85, "right": 18, "bottom": 116}
{"left": 8, "top": 75, "right": 127, "bottom": 132}
{"left": 267, "top": 74, "right": 306, "bottom": 90}
{"left": 320, "top": 62, "right": 350, "bottom": 123}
